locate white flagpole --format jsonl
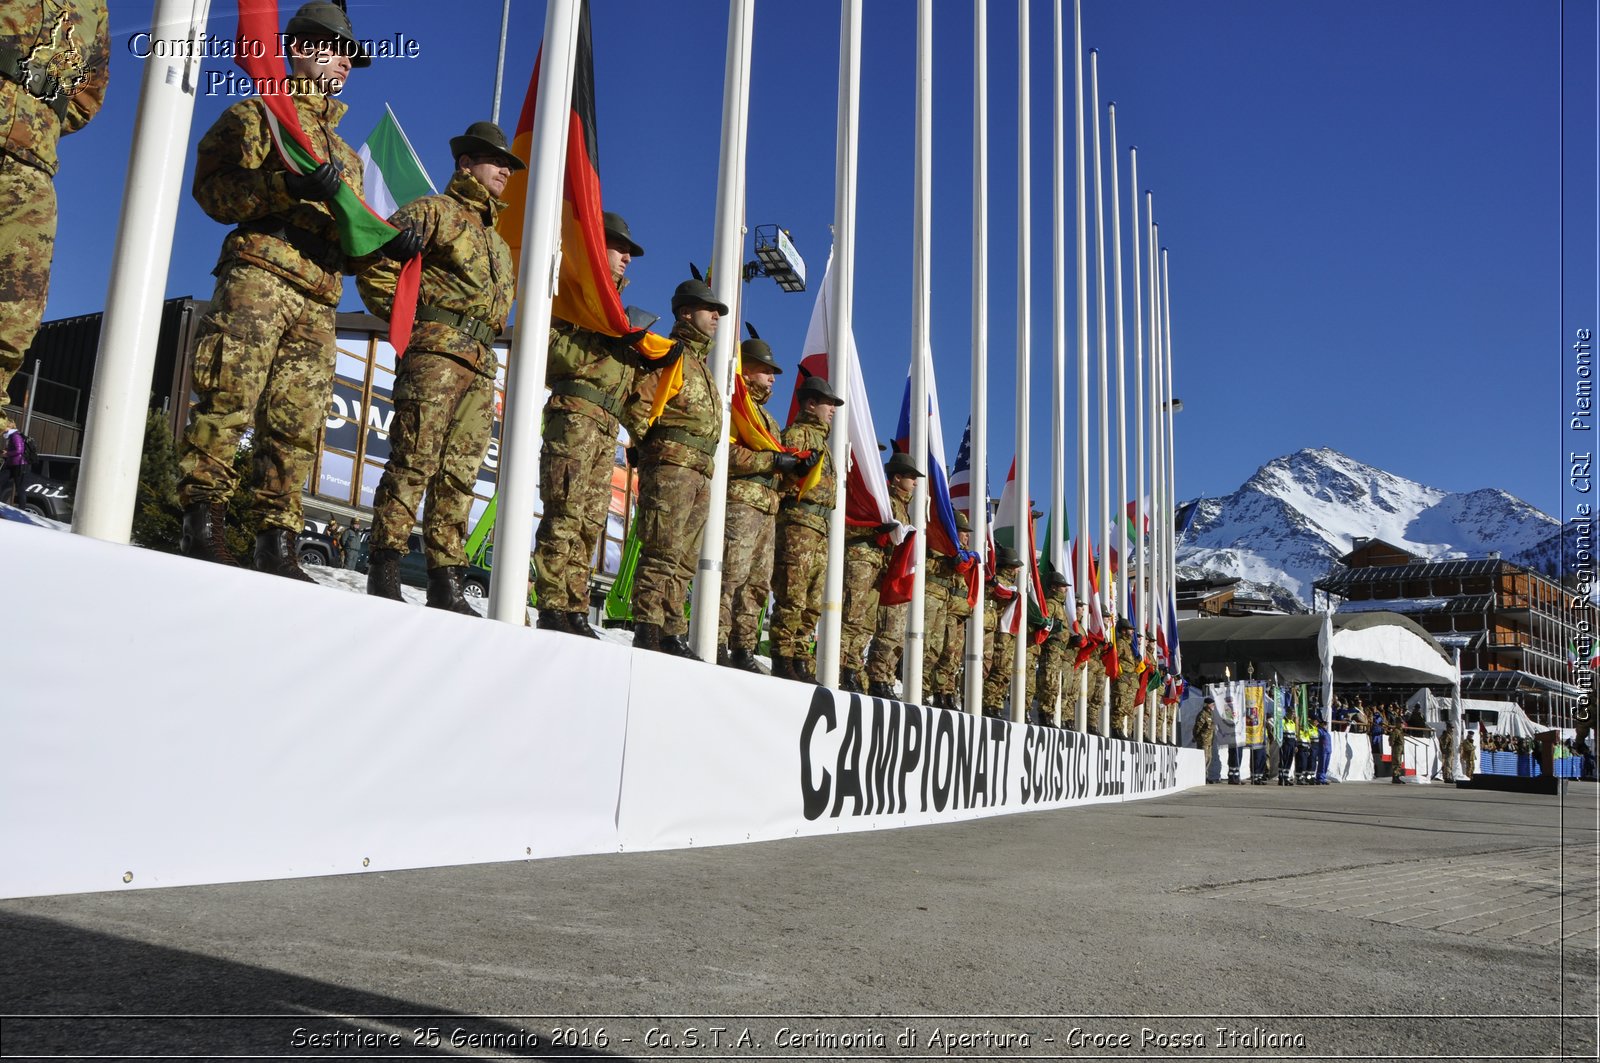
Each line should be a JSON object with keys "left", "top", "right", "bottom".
{"left": 818, "top": 0, "right": 863, "bottom": 687}
{"left": 1162, "top": 246, "right": 1179, "bottom": 741}
{"left": 1110, "top": 104, "right": 1128, "bottom": 626}
{"left": 901, "top": 0, "right": 934, "bottom": 704}
{"left": 487, "top": 0, "right": 582, "bottom": 624}
{"left": 689, "top": 0, "right": 756, "bottom": 661}
{"left": 491, "top": 0, "right": 513, "bottom": 125}
{"left": 1147, "top": 207, "right": 1162, "bottom": 732}
{"left": 965, "top": 0, "right": 991, "bottom": 716}
{"left": 1010, "top": 0, "right": 1033, "bottom": 726}
{"left": 1072, "top": 0, "right": 1091, "bottom": 735}
{"left": 1090, "top": 50, "right": 1111, "bottom": 738}
{"left": 1130, "top": 147, "right": 1145, "bottom": 744}
{"left": 1049, "top": 0, "right": 1068, "bottom": 728}
{"left": 74, "top": 0, "right": 212, "bottom": 542}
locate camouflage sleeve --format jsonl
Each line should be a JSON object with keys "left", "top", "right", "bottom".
{"left": 620, "top": 364, "right": 659, "bottom": 443}
{"left": 726, "top": 442, "right": 775, "bottom": 477}
{"left": 192, "top": 101, "right": 297, "bottom": 225}
{"left": 356, "top": 196, "right": 438, "bottom": 320}
{"left": 62, "top": 3, "right": 109, "bottom": 134}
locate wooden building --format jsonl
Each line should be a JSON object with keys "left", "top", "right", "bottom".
{"left": 1314, "top": 539, "right": 1594, "bottom": 727}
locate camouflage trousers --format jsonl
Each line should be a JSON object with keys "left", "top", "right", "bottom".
{"left": 631, "top": 459, "right": 710, "bottom": 636}
{"left": 983, "top": 631, "right": 1017, "bottom": 717}
{"left": 931, "top": 602, "right": 971, "bottom": 699}
{"left": 0, "top": 157, "right": 54, "bottom": 409}
{"left": 915, "top": 586, "right": 949, "bottom": 700}
{"left": 1034, "top": 642, "right": 1068, "bottom": 720}
{"left": 771, "top": 519, "right": 827, "bottom": 659}
{"left": 369, "top": 350, "right": 493, "bottom": 568}
{"left": 177, "top": 264, "right": 336, "bottom": 532}
{"left": 718, "top": 497, "right": 775, "bottom": 652}
{"left": 840, "top": 542, "right": 885, "bottom": 674}
{"left": 865, "top": 600, "right": 907, "bottom": 687}
{"left": 535, "top": 406, "right": 617, "bottom": 614}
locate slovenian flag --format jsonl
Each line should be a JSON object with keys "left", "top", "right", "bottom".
{"left": 357, "top": 105, "right": 436, "bottom": 220}
{"left": 234, "top": 0, "right": 420, "bottom": 351}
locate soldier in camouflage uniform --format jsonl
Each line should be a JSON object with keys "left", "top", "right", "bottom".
{"left": 841, "top": 452, "right": 921, "bottom": 693}
{"left": 176, "top": 3, "right": 410, "bottom": 577}
{"left": 0, "top": 0, "right": 108, "bottom": 425}
{"left": 1112, "top": 617, "right": 1139, "bottom": 738}
{"left": 358, "top": 122, "right": 517, "bottom": 616}
{"left": 718, "top": 338, "right": 810, "bottom": 672}
{"left": 1192, "top": 696, "right": 1216, "bottom": 780}
{"left": 535, "top": 211, "right": 646, "bottom": 637}
{"left": 981, "top": 547, "right": 1023, "bottom": 719}
{"left": 864, "top": 467, "right": 917, "bottom": 699}
{"left": 1031, "top": 571, "right": 1071, "bottom": 724}
{"left": 769, "top": 375, "right": 843, "bottom": 682}
{"left": 928, "top": 514, "right": 976, "bottom": 709}
{"left": 625, "top": 279, "right": 726, "bottom": 659}
{"left": 1387, "top": 710, "right": 1407, "bottom": 784}
{"left": 1085, "top": 637, "right": 1109, "bottom": 736}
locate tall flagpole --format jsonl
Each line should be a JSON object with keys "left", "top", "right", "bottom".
{"left": 487, "top": 0, "right": 582, "bottom": 624}
{"left": 1010, "top": 0, "right": 1033, "bottom": 725}
{"left": 491, "top": 0, "right": 512, "bottom": 124}
{"left": 818, "top": 0, "right": 863, "bottom": 687}
{"left": 1147, "top": 205, "right": 1162, "bottom": 736}
{"left": 74, "top": 0, "right": 212, "bottom": 542}
{"left": 689, "top": 0, "right": 756, "bottom": 661}
{"left": 1049, "top": 0, "right": 1068, "bottom": 728}
{"left": 1072, "top": 0, "right": 1091, "bottom": 734}
{"left": 1130, "top": 147, "right": 1145, "bottom": 744}
{"left": 1090, "top": 50, "right": 1111, "bottom": 737}
{"left": 1162, "top": 246, "right": 1179, "bottom": 742}
{"left": 901, "top": 0, "right": 935, "bottom": 705}
{"left": 965, "top": 0, "right": 991, "bottom": 716}
{"left": 1110, "top": 104, "right": 1128, "bottom": 625}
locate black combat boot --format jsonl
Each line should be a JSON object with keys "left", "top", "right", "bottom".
{"left": 790, "top": 654, "right": 817, "bottom": 683}
{"left": 868, "top": 680, "right": 897, "bottom": 700}
{"left": 426, "top": 567, "right": 481, "bottom": 616}
{"left": 566, "top": 612, "right": 600, "bottom": 639}
{"left": 254, "top": 527, "right": 315, "bottom": 582}
{"left": 717, "top": 645, "right": 732, "bottom": 667}
{"left": 770, "top": 654, "right": 793, "bottom": 680}
{"left": 179, "top": 500, "right": 239, "bottom": 567}
{"left": 839, "top": 668, "right": 865, "bottom": 694}
{"left": 367, "top": 548, "right": 404, "bottom": 600}
{"left": 728, "top": 648, "right": 769, "bottom": 675}
{"left": 659, "top": 634, "right": 704, "bottom": 661}
{"left": 535, "top": 609, "right": 570, "bottom": 632}
{"left": 632, "top": 623, "right": 662, "bottom": 652}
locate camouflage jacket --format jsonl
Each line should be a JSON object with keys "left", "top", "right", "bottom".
{"left": 0, "top": 0, "right": 108, "bottom": 175}
{"left": 631, "top": 319, "right": 721, "bottom": 476}
{"left": 777, "top": 417, "right": 835, "bottom": 534}
{"left": 547, "top": 276, "right": 638, "bottom": 433}
{"left": 1192, "top": 706, "right": 1214, "bottom": 747}
{"left": 192, "top": 80, "right": 364, "bottom": 306}
{"left": 726, "top": 382, "right": 781, "bottom": 515}
{"left": 358, "top": 171, "right": 512, "bottom": 376}
{"left": 1113, "top": 639, "right": 1139, "bottom": 703}
{"left": 1039, "top": 594, "right": 1071, "bottom": 653}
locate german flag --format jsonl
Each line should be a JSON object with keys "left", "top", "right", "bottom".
{"left": 499, "top": 1, "right": 672, "bottom": 360}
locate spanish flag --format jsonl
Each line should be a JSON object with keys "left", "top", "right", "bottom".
{"left": 234, "top": 0, "right": 420, "bottom": 352}
{"left": 499, "top": 0, "right": 672, "bottom": 361}
{"left": 733, "top": 355, "right": 823, "bottom": 496}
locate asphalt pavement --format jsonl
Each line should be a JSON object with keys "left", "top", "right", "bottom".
{"left": 3, "top": 779, "right": 1595, "bottom": 1060}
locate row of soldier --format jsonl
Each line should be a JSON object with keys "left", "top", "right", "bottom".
{"left": 1, "top": 3, "right": 1177, "bottom": 737}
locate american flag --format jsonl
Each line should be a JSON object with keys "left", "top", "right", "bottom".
{"left": 949, "top": 417, "right": 974, "bottom": 516}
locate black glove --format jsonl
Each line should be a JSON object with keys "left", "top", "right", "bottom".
{"left": 605, "top": 329, "right": 648, "bottom": 357}
{"left": 875, "top": 522, "right": 897, "bottom": 536}
{"left": 284, "top": 160, "right": 344, "bottom": 201}
{"left": 772, "top": 452, "right": 802, "bottom": 474}
{"left": 794, "top": 450, "right": 822, "bottom": 474}
{"left": 625, "top": 446, "right": 640, "bottom": 469}
{"left": 381, "top": 227, "right": 423, "bottom": 260}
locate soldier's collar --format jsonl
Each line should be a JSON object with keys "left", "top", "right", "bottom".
{"left": 449, "top": 171, "right": 507, "bottom": 221}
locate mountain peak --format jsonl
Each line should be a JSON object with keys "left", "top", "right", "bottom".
{"left": 1178, "top": 450, "right": 1557, "bottom": 610}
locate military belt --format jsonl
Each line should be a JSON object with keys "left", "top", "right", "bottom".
{"left": 415, "top": 304, "right": 498, "bottom": 347}
{"left": 549, "top": 378, "right": 624, "bottom": 420}
{"left": 0, "top": 44, "right": 69, "bottom": 121}
{"left": 649, "top": 425, "right": 718, "bottom": 457}
{"left": 781, "top": 499, "right": 833, "bottom": 522}
{"left": 236, "top": 218, "right": 345, "bottom": 273}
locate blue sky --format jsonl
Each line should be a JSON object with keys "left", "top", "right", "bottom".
{"left": 50, "top": 1, "right": 1592, "bottom": 522}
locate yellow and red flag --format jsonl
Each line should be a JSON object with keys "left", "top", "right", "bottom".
{"left": 499, "top": 1, "right": 673, "bottom": 361}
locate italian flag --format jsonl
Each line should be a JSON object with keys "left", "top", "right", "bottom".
{"left": 357, "top": 105, "right": 436, "bottom": 220}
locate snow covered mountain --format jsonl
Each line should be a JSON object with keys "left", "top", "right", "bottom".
{"left": 1174, "top": 448, "right": 1560, "bottom": 611}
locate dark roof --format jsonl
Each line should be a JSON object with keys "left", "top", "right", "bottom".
{"left": 1463, "top": 671, "right": 1587, "bottom": 698}
{"left": 1339, "top": 538, "right": 1421, "bottom": 564}
{"left": 1346, "top": 594, "right": 1494, "bottom": 616}
{"left": 1316, "top": 558, "right": 1511, "bottom": 593}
